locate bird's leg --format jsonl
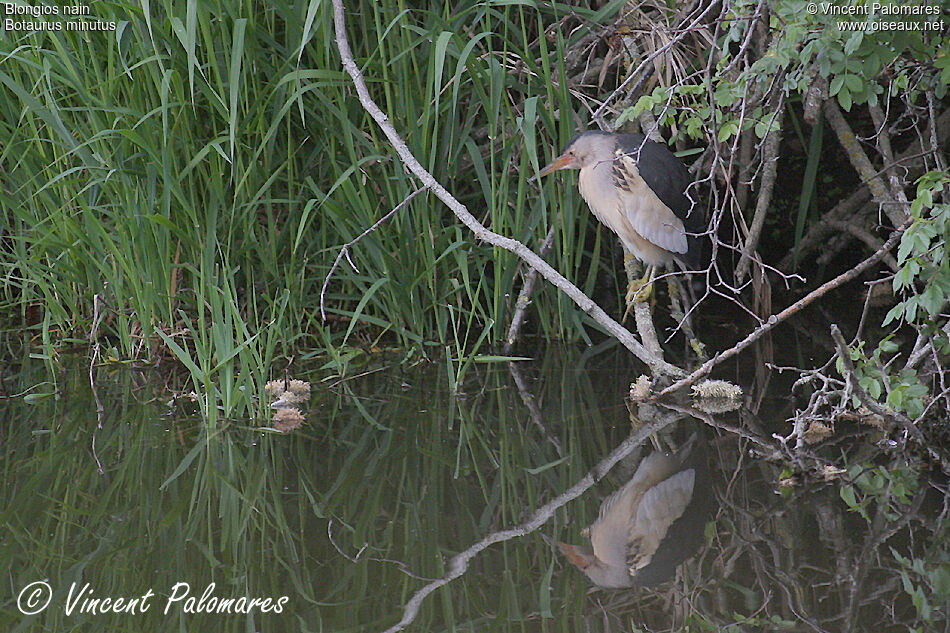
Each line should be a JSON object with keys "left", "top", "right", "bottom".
{"left": 622, "top": 261, "right": 655, "bottom": 321}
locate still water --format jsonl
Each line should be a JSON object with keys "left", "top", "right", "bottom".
{"left": 1, "top": 348, "right": 947, "bottom": 632}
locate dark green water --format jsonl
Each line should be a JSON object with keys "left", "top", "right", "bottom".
{"left": 2, "top": 348, "right": 947, "bottom": 632}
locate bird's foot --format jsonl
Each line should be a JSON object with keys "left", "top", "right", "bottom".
{"left": 622, "top": 278, "right": 654, "bottom": 321}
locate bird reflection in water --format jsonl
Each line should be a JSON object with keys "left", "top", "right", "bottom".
{"left": 558, "top": 433, "right": 712, "bottom": 587}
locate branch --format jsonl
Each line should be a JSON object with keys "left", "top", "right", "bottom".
{"left": 822, "top": 99, "right": 905, "bottom": 226}
{"left": 868, "top": 103, "right": 910, "bottom": 208}
{"left": 330, "top": 1, "right": 683, "bottom": 377}
{"left": 656, "top": 219, "right": 911, "bottom": 397}
{"left": 503, "top": 224, "right": 556, "bottom": 354}
{"left": 735, "top": 98, "right": 783, "bottom": 283}
{"left": 321, "top": 186, "right": 427, "bottom": 321}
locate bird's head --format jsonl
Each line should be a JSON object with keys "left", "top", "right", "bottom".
{"left": 557, "top": 541, "right": 632, "bottom": 588}
{"left": 530, "top": 130, "right": 614, "bottom": 181}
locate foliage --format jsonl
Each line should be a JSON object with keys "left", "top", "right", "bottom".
{"left": 834, "top": 175, "right": 950, "bottom": 420}
{"left": 1, "top": 0, "right": 948, "bottom": 420}
{"left": 839, "top": 463, "right": 918, "bottom": 521}
{"left": 887, "top": 172, "right": 950, "bottom": 328}
{"left": 838, "top": 460, "right": 948, "bottom": 629}
{"left": 0, "top": 0, "right": 612, "bottom": 411}
{"left": 835, "top": 336, "right": 931, "bottom": 418}
{"left": 629, "top": 0, "right": 948, "bottom": 145}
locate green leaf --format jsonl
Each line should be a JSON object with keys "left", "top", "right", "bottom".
{"left": 844, "top": 73, "right": 863, "bottom": 92}
{"left": 931, "top": 565, "right": 950, "bottom": 596}
{"left": 840, "top": 484, "right": 858, "bottom": 510}
{"left": 718, "top": 120, "right": 739, "bottom": 141}
{"left": 844, "top": 33, "right": 863, "bottom": 55}
{"left": 879, "top": 338, "right": 899, "bottom": 354}
{"left": 882, "top": 303, "right": 904, "bottom": 326}
{"left": 830, "top": 74, "right": 844, "bottom": 96}
{"left": 837, "top": 86, "right": 853, "bottom": 111}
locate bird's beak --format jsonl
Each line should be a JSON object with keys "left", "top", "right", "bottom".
{"left": 557, "top": 542, "right": 593, "bottom": 570}
{"left": 528, "top": 153, "right": 575, "bottom": 183}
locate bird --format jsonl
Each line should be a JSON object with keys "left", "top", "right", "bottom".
{"left": 532, "top": 130, "right": 704, "bottom": 309}
{"left": 557, "top": 433, "right": 710, "bottom": 588}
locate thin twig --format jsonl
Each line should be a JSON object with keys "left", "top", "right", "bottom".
{"left": 735, "top": 94, "right": 783, "bottom": 283}
{"left": 328, "top": 520, "right": 435, "bottom": 581}
{"left": 320, "top": 186, "right": 427, "bottom": 321}
{"left": 504, "top": 223, "right": 557, "bottom": 354}
{"left": 89, "top": 293, "right": 106, "bottom": 475}
{"left": 507, "top": 361, "right": 564, "bottom": 456}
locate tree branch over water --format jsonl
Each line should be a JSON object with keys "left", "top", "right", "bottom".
{"left": 329, "top": 0, "right": 684, "bottom": 378}
{"left": 657, "top": 219, "right": 911, "bottom": 398}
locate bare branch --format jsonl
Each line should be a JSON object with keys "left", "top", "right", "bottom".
{"left": 504, "top": 224, "right": 557, "bottom": 354}
{"left": 657, "top": 219, "right": 911, "bottom": 398}
{"left": 823, "top": 100, "right": 905, "bottom": 226}
{"left": 330, "top": 1, "right": 684, "bottom": 377}
{"left": 735, "top": 97, "right": 783, "bottom": 283}
{"left": 321, "top": 186, "right": 427, "bottom": 321}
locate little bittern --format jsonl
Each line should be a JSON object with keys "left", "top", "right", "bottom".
{"left": 533, "top": 131, "right": 704, "bottom": 305}
{"left": 558, "top": 434, "right": 709, "bottom": 587}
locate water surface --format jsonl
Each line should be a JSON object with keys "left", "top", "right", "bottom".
{"left": 2, "top": 348, "right": 946, "bottom": 632}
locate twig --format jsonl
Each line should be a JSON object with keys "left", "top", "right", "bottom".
{"left": 868, "top": 103, "right": 910, "bottom": 209}
{"left": 331, "top": 0, "right": 683, "bottom": 377}
{"left": 328, "top": 520, "right": 435, "bottom": 582}
{"left": 503, "top": 223, "right": 557, "bottom": 354}
{"left": 507, "top": 361, "right": 563, "bottom": 457}
{"left": 735, "top": 96, "right": 783, "bottom": 283}
{"left": 656, "top": 219, "right": 911, "bottom": 397}
{"left": 89, "top": 293, "right": 106, "bottom": 475}
{"left": 320, "top": 186, "right": 427, "bottom": 321}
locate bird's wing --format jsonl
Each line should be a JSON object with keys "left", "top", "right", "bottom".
{"left": 615, "top": 135, "right": 693, "bottom": 215}
{"left": 626, "top": 468, "right": 696, "bottom": 572}
{"left": 613, "top": 150, "right": 689, "bottom": 255}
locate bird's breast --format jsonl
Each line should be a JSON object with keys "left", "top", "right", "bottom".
{"left": 577, "top": 162, "right": 625, "bottom": 236}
